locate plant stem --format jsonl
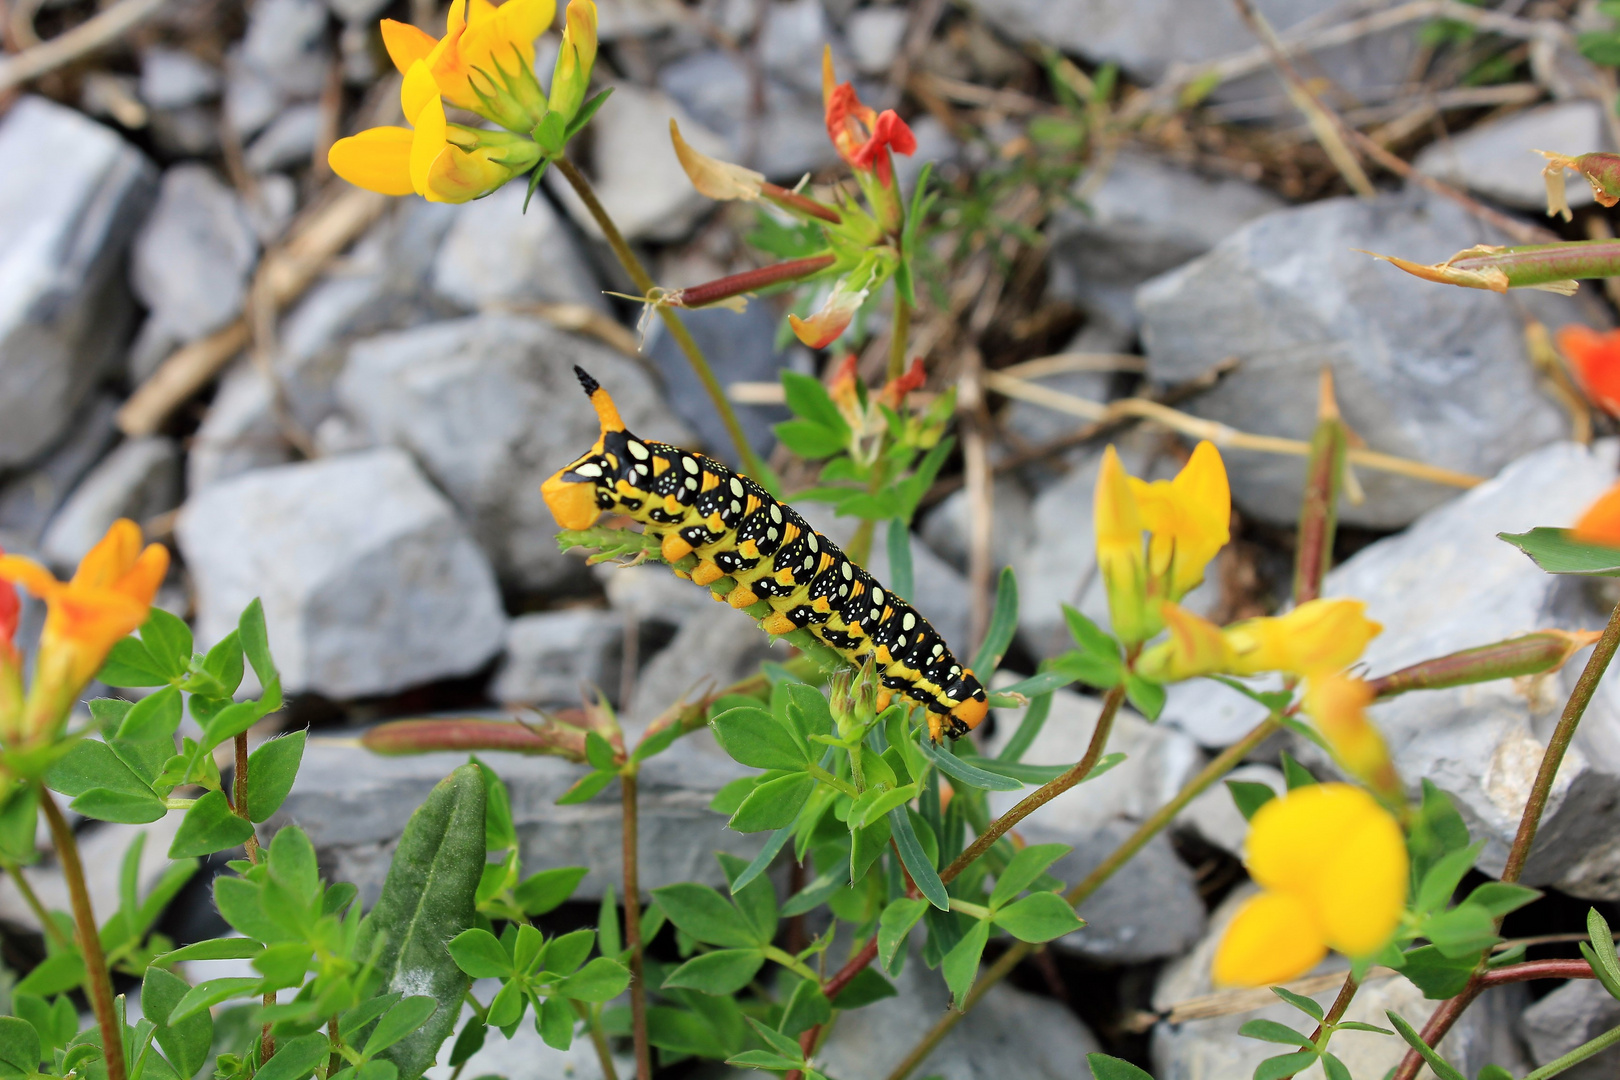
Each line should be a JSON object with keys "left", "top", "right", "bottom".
{"left": 553, "top": 154, "right": 764, "bottom": 478}
{"left": 621, "top": 772, "right": 652, "bottom": 1080}
{"left": 884, "top": 713, "right": 1281, "bottom": 1080}
{"left": 1523, "top": 1022, "right": 1620, "bottom": 1080}
{"left": 1502, "top": 597, "right": 1620, "bottom": 884}
{"left": 39, "top": 788, "right": 126, "bottom": 1080}
{"left": 326, "top": 1016, "right": 343, "bottom": 1080}
{"left": 1280, "top": 974, "right": 1358, "bottom": 1080}
{"left": 888, "top": 299, "right": 910, "bottom": 382}
{"left": 3, "top": 859, "right": 71, "bottom": 949}
{"left": 573, "top": 1000, "right": 620, "bottom": 1080}
{"left": 230, "top": 731, "right": 273, "bottom": 1062}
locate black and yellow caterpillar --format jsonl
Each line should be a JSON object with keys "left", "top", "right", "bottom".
{"left": 542, "top": 367, "right": 988, "bottom": 742}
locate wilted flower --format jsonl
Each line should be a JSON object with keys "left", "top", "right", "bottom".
{"left": 1537, "top": 150, "right": 1620, "bottom": 222}
{"left": 0, "top": 520, "right": 168, "bottom": 746}
{"left": 821, "top": 48, "right": 915, "bottom": 189}
{"left": 670, "top": 120, "right": 764, "bottom": 202}
{"left": 789, "top": 278, "right": 870, "bottom": 350}
{"left": 1213, "top": 784, "right": 1408, "bottom": 987}
{"left": 1556, "top": 324, "right": 1620, "bottom": 416}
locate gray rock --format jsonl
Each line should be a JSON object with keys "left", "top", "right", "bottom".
{"left": 146, "top": 105, "right": 222, "bottom": 158}
{"left": 645, "top": 302, "right": 792, "bottom": 467}
{"left": 244, "top": 102, "right": 323, "bottom": 173}
{"left": 982, "top": 687, "right": 1203, "bottom": 836}
{"left": 176, "top": 448, "right": 507, "bottom": 699}
{"left": 919, "top": 478, "right": 1034, "bottom": 579}
{"left": 847, "top": 6, "right": 909, "bottom": 74}
{"left": 1174, "top": 762, "right": 1285, "bottom": 855}
{"left": 0, "top": 395, "right": 120, "bottom": 544}
{"left": 186, "top": 362, "right": 292, "bottom": 492}
{"left": 323, "top": 0, "right": 391, "bottom": 28}
{"left": 760, "top": 0, "right": 851, "bottom": 97}
{"left": 550, "top": 83, "right": 730, "bottom": 242}
{"left": 807, "top": 941, "right": 1103, "bottom": 1080}
{"left": 491, "top": 609, "right": 625, "bottom": 707}
{"left": 594, "top": 0, "right": 684, "bottom": 39}
{"left": 239, "top": 0, "right": 331, "bottom": 99}
{"left": 245, "top": 172, "right": 299, "bottom": 244}
{"left": 430, "top": 183, "right": 607, "bottom": 312}
{"left": 1416, "top": 101, "right": 1608, "bottom": 211}
{"left": 1520, "top": 979, "right": 1620, "bottom": 1080}
{"left": 0, "top": 815, "right": 184, "bottom": 937}
{"left": 968, "top": 0, "right": 1414, "bottom": 104}
{"left": 594, "top": 559, "right": 719, "bottom": 628}
{"left": 658, "top": 50, "right": 839, "bottom": 180}
{"left": 422, "top": 1007, "right": 632, "bottom": 1079}
{"left": 130, "top": 165, "right": 258, "bottom": 369}
{"left": 1047, "top": 151, "right": 1284, "bottom": 332}
{"left": 224, "top": 56, "right": 283, "bottom": 139}
{"left": 274, "top": 732, "right": 761, "bottom": 903}
{"left": 0, "top": 97, "right": 154, "bottom": 466}
{"left": 336, "top": 314, "right": 695, "bottom": 592}
{"left": 139, "top": 46, "right": 222, "bottom": 109}
{"left": 1137, "top": 189, "right": 1577, "bottom": 528}
{"left": 39, "top": 438, "right": 180, "bottom": 571}
{"left": 1029, "top": 821, "right": 1205, "bottom": 964}
{"left": 1152, "top": 888, "right": 1530, "bottom": 1080}
{"left": 628, "top": 602, "right": 780, "bottom": 727}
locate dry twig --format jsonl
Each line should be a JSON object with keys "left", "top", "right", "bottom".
{"left": 0, "top": 0, "right": 168, "bottom": 93}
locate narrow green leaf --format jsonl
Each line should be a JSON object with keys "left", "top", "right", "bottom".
{"left": 996, "top": 692, "right": 1052, "bottom": 764}
{"left": 1320, "top": 1053, "right": 1353, "bottom": 1080}
{"left": 1254, "top": 1051, "right": 1320, "bottom": 1080}
{"left": 556, "top": 768, "right": 616, "bottom": 805}
{"left": 878, "top": 898, "right": 928, "bottom": 973}
{"left": 166, "top": 977, "right": 262, "bottom": 1024}
{"left": 1463, "top": 881, "right": 1541, "bottom": 920}
{"left": 1226, "top": 780, "right": 1277, "bottom": 821}
{"left": 557, "top": 957, "right": 632, "bottom": 1002}
{"left": 730, "top": 772, "right": 816, "bottom": 833}
{"left": 1124, "top": 674, "right": 1166, "bottom": 720}
{"left": 941, "top": 919, "right": 990, "bottom": 1009}
{"left": 340, "top": 994, "right": 403, "bottom": 1046}
{"left": 847, "top": 784, "right": 918, "bottom": 831}
{"left": 1499, "top": 527, "right": 1620, "bottom": 576}
{"left": 142, "top": 968, "right": 212, "bottom": 1079}
{"left": 1085, "top": 1054, "right": 1155, "bottom": 1080}
{"left": 515, "top": 867, "right": 589, "bottom": 916}
{"left": 830, "top": 967, "right": 896, "bottom": 1009}
{"left": 238, "top": 599, "right": 279, "bottom": 694}
{"left": 1239, "top": 1019, "right": 1314, "bottom": 1048}
{"left": 168, "top": 791, "right": 254, "bottom": 857}
{"left": 1386, "top": 1010, "right": 1465, "bottom": 1080}
{"left": 989, "top": 843, "right": 1070, "bottom": 910}
{"left": 916, "top": 739, "right": 1021, "bottom": 791}
{"left": 151, "top": 938, "right": 264, "bottom": 966}
{"left": 1279, "top": 753, "right": 1316, "bottom": 790}
{"left": 1421, "top": 902, "right": 1499, "bottom": 958}
{"left": 729, "top": 824, "right": 793, "bottom": 895}
{"left": 253, "top": 1032, "right": 329, "bottom": 1080}
{"left": 779, "top": 979, "right": 831, "bottom": 1036}
{"left": 1270, "top": 986, "right": 1324, "bottom": 1022}
{"left": 780, "top": 371, "right": 851, "bottom": 439}
{"left": 991, "top": 892, "right": 1083, "bottom": 943}
{"left": 886, "top": 520, "right": 914, "bottom": 602}
{"left": 362, "top": 997, "right": 437, "bottom": 1057}
{"left": 651, "top": 884, "right": 758, "bottom": 948}
{"left": 1416, "top": 841, "right": 1485, "bottom": 913}
{"left": 970, "top": 568, "right": 1019, "bottom": 674}
{"left": 889, "top": 806, "right": 947, "bottom": 909}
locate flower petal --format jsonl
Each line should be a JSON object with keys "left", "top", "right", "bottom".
{"left": 1246, "top": 784, "right": 1388, "bottom": 897}
{"left": 328, "top": 127, "right": 417, "bottom": 196}
{"left": 1574, "top": 481, "right": 1620, "bottom": 547}
{"left": 72, "top": 518, "right": 141, "bottom": 590}
{"left": 1311, "top": 798, "right": 1408, "bottom": 957}
{"left": 402, "top": 57, "right": 443, "bottom": 126}
{"left": 1558, "top": 324, "right": 1620, "bottom": 417}
{"left": 1212, "top": 890, "right": 1327, "bottom": 988}
{"left": 379, "top": 19, "right": 439, "bottom": 76}
{"left": 670, "top": 119, "right": 763, "bottom": 201}
{"left": 410, "top": 91, "right": 451, "bottom": 197}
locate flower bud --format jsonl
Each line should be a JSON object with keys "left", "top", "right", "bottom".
{"left": 1094, "top": 445, "right": 1151, "bottom": 645}
{"left": 549, "top": 0, "right": 598, "bottom": 124}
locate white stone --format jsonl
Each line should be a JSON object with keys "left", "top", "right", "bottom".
{"left": 244, "top": 102, "right": 323, "bottom": 173}
{"left": 847, "top": 6, "right": 910, "bottom": 74}
{"left": 186, "top": 361, "right": 293, "bottom": 492}
{"left": 139, "top": 47, "right": 222, "bottom": 109}
{"left": 40, "top": 438, "right": 180, "bottom": 571}
{"left": 0, "top": 97, "right": 153, "bottom": 466}
{"left": 1416, "top": 101, "right": 1608, "bottom": 211}
{"left": 1174, "top": 762, "right": 1285, "bottom": 855}
{"left": 176, "top": 448, "right": 507, "bottom": 699}
{"left": 491, "top": 609, "right": 624, "bottom": 706}
{"left": 430, "top": 183, "right": 607, "bottom": 312}
{"left": 1520, "top": 978, "right": 1620, "bottom": 1080}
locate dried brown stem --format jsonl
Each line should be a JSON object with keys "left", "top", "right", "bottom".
{"left": 0, "top": 0, "right": 166, "bottom": 93}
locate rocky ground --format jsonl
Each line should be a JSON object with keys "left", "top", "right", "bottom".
{"left": 3, "top": 0, "right": 1620, "bottom": 1075}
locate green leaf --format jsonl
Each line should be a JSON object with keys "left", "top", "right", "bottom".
{"left": 447, "top": 928, "right": 514, "bottom": 978}
{"left": 362, "top": 997, "right": 437, "bottom": 1058}
{"left": 447, "top": 1018, "right": 486, "bottom": 1068}
{"left": 341, "top": 994, "right": 403, "bottom": 1046}
{"left": 1334, "top": 1021, "right": 1393, "bottom": 1035}
{"left": 1270, "top": 986, "right": 1324, "bottom": 1022}
{"left": 1226, "top": 780, "right": 1277, "bottom": 821}
{"left": 245, "top": 731, "right": 305, "bottom": 822}
{"left": 1499, "top": 527, "right": 1620, "bottom": 576}
{"left": 1254, "top": 1051, "right": 1320, "bottom": 1080}
{"left": 711, "top": 707, "right": 808, "bottom": 771}
{"left": 847, "top": 784, "right": 918, "bottom": 831}
{"left": 970, "top": 568, "right": 1019, "bottom": 674}
{"left": 356, "top": 764, "right": 486, "bottom": 1080}
{"left": 254, "top": 1032, "right": 329, "bottom": 1080}
{"left": 1421, "top": 902, "right": 1499, "bottom": 958}
{"left": 729, "top": 824, "right": 793, "bottom": 895}
{"left": 198, "top": 631, "right": 245, "bottom": 697}
{"left": 1396, "top": 945, "right": 1480, "bottom": 999}
{"left": 556, "top": 768, "right": 616, "bottom": 805}
{"left": 1416, "top": 841, "right": 1485, "bottom": 913}
{"left": 584, "top": 731, "right": 618, "bottom": 772}
{"left": 70, "top": 787, "right": 166, "bottom": 824}
{"left": 143, "top": 968, "right": 213, "bottom": 1079}
{"left": 1472, "top": 1066, "right": 1514, "bottom": 1080}
{"left": 1409, "top": 781, "right": 1472, "bottom": 885}
{"left": 1085, "top": 1054, "right": 1156, "bottom": 1080}
{"left": 780, "top": 372, "right": 850, "bottom": 437}
{"left": 730, "top": 772, "right": 816, "bottom": 832}
{"left": 830, "top": 967, "right": 896, "bottom": 1009}
{"left": 661, "top": 949, "right": 765, "bottom": 995}
{"left": 989, "top": 843, "right": 1069, "bottom": 909}
{"left": 98, "top": 636, "right": 174, "bottom": 687}
{"left": 200, "top": 702, "right": 262, "bottom": 754}
{"left": 138, "top": 608, "right": 193, "bottom": 678}
{"left": 651, "top": 884, "right": 759, "bottom": 948}
{"left": 515, "top": 867, "right": 589, "bottom": 916}
{"left": 1279, "top": 753, "right": 1316, "bottom": 790}
{"left": 598, "top": 886, "right": 621, "bottom": 958}
{"left": 878, "top": 898, "right": 928, "bottom": 973}
{"left": 14, "top": 951, "right": 84, "bottom": 997}
{"left": 557, "top": 957, "right": 632, "bottom": 1002}
{"left": 886, "top": 520, "right": 914, "bottom": 601}
{"left": 775, "top": 420, "right": 848, "bottom": 460}
{"left": 916, "top": 739, "right": 1021, "bottom": 792}
{"left": 1386, "top": 1010, "right": 1466, "bottom": 1080}
{"left": 779, "top": 979, "right": 831, "bottom": 1037}
{"left": 1238, "top": 1019, "right": 1314, "bottom": 1048}
{"left": 1463, "top": 881, "right": 1540, "bottom": 920}
{"left": 941, "top": 918, "right": 990, "bottom": 1009}
{"left": 151, "top": 938, "right": 265, "bottom": 966}
{"left": 118, "top": 686, "right": 183, "bottom": 742}
{"left": 167, "top": 977, "right": 262, "bottom": 1024}
{"left": 1124, "top": 674, "right": 1166, "bottom": 720}
{"left": 169, "top": 791, "right": 254, "bottom": 857}
{"left": 996, "top": 692, "right": 1052, "bottom": 764}
{"left": 46, "top": 739, "right": 154, "bottom": 800}
{"left": 1584, "top": 907, "right": 1620, "bottom": 1001}
{"left": 238, "top": 599, "right": 279, "bottom": 695}
{"left": 563, "top": 86, "right": 613, "bottom": 138}
{"left": 889, "top": 806, "right": 948, "bottom": 910}
{"left": 0, "top": 1017, "right": 41, "bottom": 1077}
{"left": 1062, "top": 606, "right": 1120, "bottom": 662}
{"left": 991, "top": 892, "right": 1083, "bottom": 943}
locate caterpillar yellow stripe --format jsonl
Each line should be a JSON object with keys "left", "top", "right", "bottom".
{"left": 542, "top": 366, "right": 988, "bottom": 742}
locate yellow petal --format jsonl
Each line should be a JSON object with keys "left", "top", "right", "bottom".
{"left": 1311, "top": 801, "right": 1408, "bottom": 957}
{"left": 379, "top": 18, "right": 439, "bottom": 76}
{"left": 1134, "top": 602, "right": 1232, "bottom": 683}
{"left": 1303, "top": 673, "right": 1399, "bottom": 797}
{"left": 671, "top": 119, "right": 764, "bottom": 200}
{"left": 73, "top": 518, "right": 141, "bottom": 589}
{"left": 444, "top": 0, "right": 469, "bottom": 35}
{"left": 1212, "top": 891, "right": 1327, "bottom": 988}
{"left": 0, "top": 553, "right": 62, "bottom": 599}
{"left": 423, "top": 143, "right": 514, "bottom": 203}
{"left": 328, "top": 127, "right": 417, "bottom": 196}
{"left": 1094, "top": 445, "right": 1149, "bottom": 643}
{"left": 496, "top": 0, "right": 557, "bottom": 45}
{"left": 401, "top": 58, "right": 442, "bottom": 126}
{"left": 1224, "top": 598, "right": 1382, "bottom": 678}
{"left": 410, "top": 94, "right": 450, "bottom": 198}
{"left": 1130, "top": 440, "right": 1230, "bottom": 601}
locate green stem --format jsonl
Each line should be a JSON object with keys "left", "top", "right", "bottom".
{"left": 230, "top": 731, "right": 273, "bottom": 1063}
{"left": 552, "top": 154, "right": 765, "bottom": 478}
{"left": 3, "top": 859, "right": 71, "bottom": 949}
{"left": 40, "top": 788, "right": 126, "bottom": 1080}
{"left": 763, "top": 945, "right": 822, "bottom": 984}
{"left": 888, "top": 299, "right": 910, "bottom": 382}
{"left": 572, "top": 1000, "right": 620, "bottom": 1080}
{"left": 620, "top": 771, "right": 652, "bottom": 1080}
{"left": 1524, "top": 1024, "right": 1620, "bottom": 1080}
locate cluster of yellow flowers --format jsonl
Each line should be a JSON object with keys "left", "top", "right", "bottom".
{"left": 1093, "top": 443, "right": 1408, "bottom": 987}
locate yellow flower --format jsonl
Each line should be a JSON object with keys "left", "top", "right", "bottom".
{"left": 329, "top": 62, "right": 541, "bottom": 203}
{"left": 1093, "top": 442, "right": 1229, "bottom": 646}
{"left": 1128, "top": 440, "right": 1230, "bottom": 603}
{"left": 1303, "top": 672, "right": 1399, "bottom": 798}
{"left": 1223, "top": 598, "right": 1382, "bottom": 677}
{"left": 1213, "top": 784, "right": 1408, "bottom": 987}
{"left": 548, "top": 0, "right": 598, "bottom": 123}
{"left": 380, "top": 0, "right": 555, "bottom": 130}
{"left": 0, "top": 520, "right": 168, "bottom": 746}
{"left": 1133, "top": 603, "right": 1233, "bottom": 683}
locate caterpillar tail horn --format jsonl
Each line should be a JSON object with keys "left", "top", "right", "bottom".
{"left": 542, "top": 366, "right": 622, "bottom": 529}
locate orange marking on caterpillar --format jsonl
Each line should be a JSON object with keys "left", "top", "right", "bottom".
{"left": 692, "top": 561, "right": 725, "bottom": 586}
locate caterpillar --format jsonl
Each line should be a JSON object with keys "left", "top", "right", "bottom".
{"left": 542, "top": 367, "right": 988, "bottom": 743}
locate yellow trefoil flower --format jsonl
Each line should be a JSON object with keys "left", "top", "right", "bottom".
{"left": 1303, "top": 672, "right": 1399, "bottom": 798}
{"left": 329, "top": 61, "right": 541, "bottom": 203}
{"left": 1213, "top": 783, "right": 1408, "bottom": 988}
{"left": 379, "top": 0, "right": 557, "bottom": 131}
{"left": 1093, "top": 441, "right": 1230, "bottom": 646}
{"left": 548, "top": 0, "right": 598, "bottom": 124}
{"left": 1136, "top": 598, "right": 1381, "bottom": 683}
{"left": 0, "top": 519, "right": 168, "bottom": 747}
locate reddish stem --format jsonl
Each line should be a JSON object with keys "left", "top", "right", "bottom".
{"left": 672, "top": 255, "right": 838, "bottom": 309}
{"left": 763, "top": 182, "right": 843, "bottom": 224}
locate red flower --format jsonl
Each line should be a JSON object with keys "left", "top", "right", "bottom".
{"left": 879, "top": 356, "right": 927, "bottom": 410}
{"left": 1558, "top": 325, "right": 1620, "bottom": 416}
{"left": 0, "top": 550, "right": 16, "bottom": 653}
{"left": 822, "top": 49, "right": 916, "bottom": 186}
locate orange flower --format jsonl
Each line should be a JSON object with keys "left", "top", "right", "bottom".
{"left": 0, "top": 554, "right": 16, "bottom": 656}
{"left": 790, "top": 279, "right": 867, "bottom": 349}
{"left": 1557, "top": 325, "right": 1620, "bottom": 416}
{"left": 878, "top": 357, "right": 927, "bottom": 411}
{"left": 0, "top": 520, "right": 168, "bottom": 712}
{"left": 1574, "top": 481, "right": 1620, "bottom": 548}
{"left": 821, "top": 48, "right": 915, "bottom": 187}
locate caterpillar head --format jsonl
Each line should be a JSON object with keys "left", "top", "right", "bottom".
{"left": 942, "top": 669, "right": 988, "bottom": 738}
{"left": 542, "top": 366, "right": 625, "bottom": 530}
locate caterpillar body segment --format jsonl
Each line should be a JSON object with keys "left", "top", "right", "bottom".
{"left": 543, "top": 366, "right": 989, "bottom": 742}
